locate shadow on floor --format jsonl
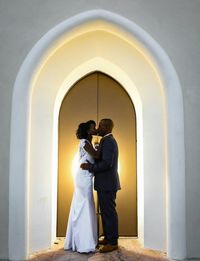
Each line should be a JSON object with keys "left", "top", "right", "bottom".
{"left": 27, "top": 238, "right": 169, "bottom": 261}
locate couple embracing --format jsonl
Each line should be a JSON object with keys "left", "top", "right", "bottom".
{"left": 64, "top": 119, "right": 121, "bottom": 253}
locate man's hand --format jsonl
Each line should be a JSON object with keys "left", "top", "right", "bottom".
{"left": 80, "top": 162, "right": 91, "bottom": 170}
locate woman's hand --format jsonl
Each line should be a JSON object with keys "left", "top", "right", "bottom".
{"left": 80, "top": 162, "right": 90, "bottom": 170}
{"left": 80, "top": 160, "right": 92, "bottom": 170}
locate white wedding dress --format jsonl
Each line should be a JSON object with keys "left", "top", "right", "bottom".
{"left": 64, "top": 139, "right": 97, "bottom": 253}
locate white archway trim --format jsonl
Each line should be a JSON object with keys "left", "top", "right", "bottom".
{"left": 9, "top": 9, "right": 185, "bottom": 260}
{"left": 53, "top": 56, "right": 143, "bottom": 243}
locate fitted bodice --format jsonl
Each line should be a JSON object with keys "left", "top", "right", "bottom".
{"left": 79, "top": 139, "right": 94, "bottom": 165}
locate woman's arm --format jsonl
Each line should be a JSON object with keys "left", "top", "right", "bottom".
{"left": 84, "top": 141, "right": 100, "bottom": 159}
{"left": 81, "top": 139, "right": 115, "bottom": 173}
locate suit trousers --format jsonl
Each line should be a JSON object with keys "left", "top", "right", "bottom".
{"left": 97, "top": 190, "right": 119, "bottom": 245}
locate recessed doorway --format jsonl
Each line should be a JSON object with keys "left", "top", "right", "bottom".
{"left": 57, "top": 71, "right": 137, "bottom": 237}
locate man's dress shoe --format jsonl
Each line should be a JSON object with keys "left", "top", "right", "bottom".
{"left": 99, "top": 244, "right": 118, "bottom": 253}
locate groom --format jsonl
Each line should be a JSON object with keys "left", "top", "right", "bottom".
{"left": 81, "top": 118, "right": 121, "bottom": 253}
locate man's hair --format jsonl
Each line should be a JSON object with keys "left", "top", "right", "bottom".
{"left": 101, "top": 118, "right": 114, "bottom": 130}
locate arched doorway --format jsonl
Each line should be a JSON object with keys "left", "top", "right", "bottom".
{"left": 9, "top": 10, "right": 186, "bottom": 260}
{"left": 57, "top": 72, "right": 137, "bottom": 237}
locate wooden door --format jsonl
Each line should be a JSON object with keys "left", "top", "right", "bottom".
{"left": 57, "top": 72, "right": 137, "bottom": 237}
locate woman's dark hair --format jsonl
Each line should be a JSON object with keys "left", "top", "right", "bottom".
{"left": 76, "top": 122, "right": 90, "bottom": 139}
{"left": 86, "top": 120, "right": 96, "bottom": 126}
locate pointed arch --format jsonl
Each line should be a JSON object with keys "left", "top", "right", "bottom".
{"left": 9, "top": 10, "right": 185, "bottom": 260}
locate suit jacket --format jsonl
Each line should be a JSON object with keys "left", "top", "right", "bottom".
{"left": 89, "top": 134, "right": 121, "bottom": 191}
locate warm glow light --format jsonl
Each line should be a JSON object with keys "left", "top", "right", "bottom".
{"left": 71, "top": 153, "right": 79, "bottom": 178}
{"left": 118, "top": 159, "right": 121, "bottom": 176}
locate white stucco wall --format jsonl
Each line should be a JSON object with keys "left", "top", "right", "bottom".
{"left": 0, "top": 0, "right": 200, "bottom": 259}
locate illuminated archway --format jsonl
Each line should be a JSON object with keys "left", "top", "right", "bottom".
{"left": 9, "top": 10, "right": 185, "bottom": 260}
{"left": 57, "top": 72, "right": 137, "bottom": 237}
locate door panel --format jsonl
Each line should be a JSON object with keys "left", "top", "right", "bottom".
{"left": 98, "top": 73, "right": 137, "bottom": 236}
{"left": 57, "top": 73, "right": 97, "bottom": 236}
{"left": 57, "top": 72, "right": 137, "bottom": 237}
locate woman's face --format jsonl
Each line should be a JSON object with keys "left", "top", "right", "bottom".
{"left": 88, "top": 123, "right": 97, "bottom": 135}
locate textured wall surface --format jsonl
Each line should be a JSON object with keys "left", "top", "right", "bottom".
{"left": 0, "top": 0, "right": 200, "bottom": 259}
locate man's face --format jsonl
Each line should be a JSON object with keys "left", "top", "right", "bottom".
{"left": 97, "top": 121, "right": 107, "bottom": 136}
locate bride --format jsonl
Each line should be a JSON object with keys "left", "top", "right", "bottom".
{"left": 64, "top": 120, "right": 99, "bottom": 253}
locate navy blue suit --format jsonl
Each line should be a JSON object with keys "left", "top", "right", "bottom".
{"left": 89, "top": 134, "right": 121, "bottom": 245}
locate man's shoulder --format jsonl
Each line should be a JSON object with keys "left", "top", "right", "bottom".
{"left": 102, "top": 135, "right": 117, "bottom": 146}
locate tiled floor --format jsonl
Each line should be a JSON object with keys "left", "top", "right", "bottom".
{"left": 27, "top": 238, "right": 168, "bottom": 261}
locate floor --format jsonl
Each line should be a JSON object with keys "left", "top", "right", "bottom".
{"left": 27, "top": 238, "right": 169, "bottom": 261}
